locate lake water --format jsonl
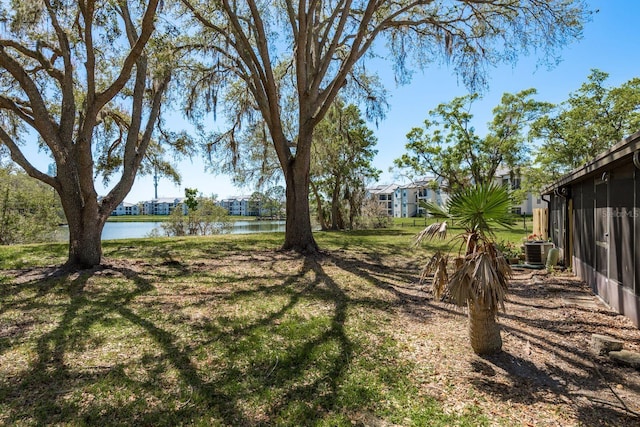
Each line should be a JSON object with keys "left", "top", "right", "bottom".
{"left": 57, "top": 220, "right": 286, "bottom": 241}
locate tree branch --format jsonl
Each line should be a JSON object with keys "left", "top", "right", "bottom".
{"left": 0, "top": 127, "right": 60, "bottom": 190}
{"left": 0, "top": 96, "right": 37, "bottom": 128}
{"left": 0, "top": 39, "right": 65, "bottom": 82}
{"left": 0, "top": 47, "right": 60, "bottom": 147}
{"left": 43, "top": 0, "right": 76, "bottom": 143}
{"left": 95, "top": 0, "right": 159, "bottom": 109}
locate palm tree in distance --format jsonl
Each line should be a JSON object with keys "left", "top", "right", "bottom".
{"left": 416, "top": 182, "right": 514, "bottom": 355}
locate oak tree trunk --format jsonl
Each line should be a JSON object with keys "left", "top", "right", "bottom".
{"left": 468, "top": 302, "right": 503, "bottom": 355}
{"left": 60, "top": 187, "right": 109, "bottom": 270}
{"left": 281, "top": 134, "right": 318, "bottom": 253}
{"left": 282, "top": 168, "right": 318, "bottom": 253}
{"left": 67, "top": 217, "right": 105, "bottom": 269}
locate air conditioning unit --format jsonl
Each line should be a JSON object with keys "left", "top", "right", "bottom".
{"left": 524, "top": 242, "right": 554, "bottom": 265}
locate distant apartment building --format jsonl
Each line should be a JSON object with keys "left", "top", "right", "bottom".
{"left": 219, "top": 195, "right": 256, "bottom": 216}
{"left": 394, "top": 185, "right": 417, "bottom": 218}
{"left": 366, "top": 184, "right": 398, "bottom": 216}
{"left": 495, "top": 169, "right": 545, "bottom": 215}
{"left": 111, "top": 202, "right": 140, "bottom": 216}
{"left": 368, "top": 173, "right": 548, "bottom": 218}
{"left": 141, "top": 197, "right": 187, "bottom": 215}
{"left": 392, "top": 178, "right": 448, "bottom": 218}
{"left": 369, "top": 171, "right": 545, "bottom": 218}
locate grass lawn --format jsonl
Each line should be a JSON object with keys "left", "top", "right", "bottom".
{"left": 0, "top": 225, "right": 528, "bottom": 426}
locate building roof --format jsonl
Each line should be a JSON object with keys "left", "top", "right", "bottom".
{"left": 221, "top": 195, "right": 252, "bottom": 202}
{"left": 366, "top": 184, "right": 399, "bottom": 194}
{"left": 400, "top": 177, "right": 440, "bottom": 189}
{"left": 145, "top": 197, "right": 184, "bottom": 203}
{"left": 543, "top": 129, "right": 640, "bottom": 194}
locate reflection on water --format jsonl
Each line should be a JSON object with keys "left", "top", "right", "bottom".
{"left": 56, "top": 220, "right": 286, "bottom": 241}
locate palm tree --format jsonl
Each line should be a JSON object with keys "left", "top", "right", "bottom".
{"left": 416, "top": 182, "right": 514, "bottom": 355}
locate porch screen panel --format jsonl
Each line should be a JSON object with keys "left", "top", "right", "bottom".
{"left": 579, "top": 179, "right": 595, "bottom": 267}
{"left": 573, "top": 183, "right": 583, "bottom": 260}
{"left": 636, "top": 167, "right": 640, "bottom": 296}
{"left": 610, "top": 164, "right": 634, "bottom": 289}
{"left": 550, "top": 195, "right": 565, "bottom": 250}
{"left": 595, "top": 178, "right": 608, "bottom": 277}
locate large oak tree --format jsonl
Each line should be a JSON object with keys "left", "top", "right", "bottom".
{"left": 394, "top": 89, "right": 550, "bottom": 191}
{"left": 0, "top": 0, "right": 176, "bottom": 268}
{"left": 181, "top": 0, "right": 589, "bottom": 253}
{"left": 531, "top": 69, "right": 640, "bottom": 184}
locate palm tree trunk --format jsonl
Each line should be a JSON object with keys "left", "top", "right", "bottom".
{"left": 468, "top": 302, "right": 502, "bottom": 355}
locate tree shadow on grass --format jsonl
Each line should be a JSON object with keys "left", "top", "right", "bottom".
{"left": 14, "top": 248, "right": 632, "bottom": 425}
{"left": 0, "top": 264, "right": 252, "bottom": 425}
{"left": 321, "top": 251, "right": 466, "bottom": 321}
{"left": 1, "top": 253, "right": 411, "bottom": 425}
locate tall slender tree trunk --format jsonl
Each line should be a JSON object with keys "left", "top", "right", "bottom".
{"left": 468, "top": 302, "right": 502, "bottom": 355}
{"left": 310, "top": 181, "right": 329, "bottom": 231}
{"left": 330, "top": 178, "right": 341, "bottom": 230}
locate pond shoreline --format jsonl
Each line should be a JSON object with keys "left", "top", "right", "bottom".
{"left": 56, "top": 219, "right": 286, "bottom": 241}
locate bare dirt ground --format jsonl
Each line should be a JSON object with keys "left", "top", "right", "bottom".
{"left": 391, "top": 268, "right": 640, "bottom": 427}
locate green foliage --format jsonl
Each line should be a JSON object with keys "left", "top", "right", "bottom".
{"left": 530, "top": 69, "right": 640, "bottom": 188}
{"left": 248, "top": 191, "right": 265, "bottom": 216}
{"left": 495, "top": 240, "right": 522, "bottom": 259}
{"left": 264, "top": 186, "right": 286, "bottom": 218}
{"left": 246, "top": 187, "right": 285, "bottom": 218}
{"left": 311, "top": 101, "right": 380, "bottom": 230}
{"left": 161, "top": 199, "right": 231, "bottom": 236}
{"left": 184, "top": 188, "right": 199, "bottom": 211}
{"left": 354, "top": 197, "right": 393, "bottom": 230}
{"left": 395, "top": 90, "right": 550, "bottom": 191}
{"left": 0, "top": 164, "right": 63, "bottom": 245}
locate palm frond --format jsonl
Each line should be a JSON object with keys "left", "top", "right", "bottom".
{"left": 419, "top": 200, "right": 450, "bottom": 218}
{"left": 435, "top": 246, "right": 512, "bottom": 311}
{"left": 447, "top": 258, "right": 474, "bottom": 307}
{"left": 469, "top": 249, "right": 511, "bottom": 312}
{"left": 413, "top": 221, "right": 448, "bottom": 246}
{"left": 420, "top": 252, "right": 449, "bottom": 299}
{"left": 447, "top": 182, "right": 514, "bottom": 238}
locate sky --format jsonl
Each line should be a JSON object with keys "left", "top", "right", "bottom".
{"left": 11, "top": 1, "right": 640, "bottom": 203}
